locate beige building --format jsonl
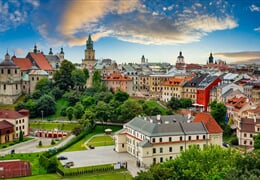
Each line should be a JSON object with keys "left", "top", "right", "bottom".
{"left": 114, "top": 113, "right": 223, "bottom": 168}
{"left": 0, "top": 52, "right": 22, "bottom": 104}
{"left": 0, "top": 109, "right": 30, "bottom": 138}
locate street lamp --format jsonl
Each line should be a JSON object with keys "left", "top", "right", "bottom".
{"left": 41, "top": 110, "right": 44, "bottom": 121}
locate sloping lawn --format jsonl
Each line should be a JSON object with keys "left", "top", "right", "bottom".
{"left": 64, "top": 125, "right": 122, "bottom": 152}
{"left": 46, "top": 98, "right": 69, "bottom": 120}
{"left": 144, "top": 100, "right": 168, "bottom": 115}
{"left": 87, "top": 135, "right": 114, "bottom": 147}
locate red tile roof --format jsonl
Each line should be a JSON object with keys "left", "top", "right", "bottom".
{"left": 12, "top": 57, "right": 32, "bottom": 70}
{"left": 27, "top": 52, "right": 53, "bottom": 71}
{"left": 0, "top": 109, "right": 27, "bottom": 119}
{"left": 226, "top": 96, "right": 248, "bottom": 111}
{"left": 103, "top": 72, "right": 132, "bottom": 81}
{"left": 0, "top": 120, "right": 14, "bottom": 129}
{"left": 163, "top": 77, "right": 191, "bottom": 86}
{"left": 193, "top": 112, "right": 223, "bottom": 133}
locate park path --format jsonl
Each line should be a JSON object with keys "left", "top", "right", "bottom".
{"left": 0, "top": 134, "right": 75, "bottom": 156}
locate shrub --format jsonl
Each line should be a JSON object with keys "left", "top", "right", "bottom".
{"left": 39, "top": 141, "right": 42, "bottom": 147}
{"left": 231, "top": 136, "right": 239, "bottom": 145}
{"left": 51, "top": 139, "right": 55, "bottom": 145}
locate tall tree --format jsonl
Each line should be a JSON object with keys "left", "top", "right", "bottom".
{"left": 36, "top": 94, "right": 56, "bottom": 116}
{"left": 71, "top": 69, "right": 87, "bottom": 89}
{"left": 92, "top": 70, "right": 102, "bottom": 88}
{"left": 117, "top": 99, "right": 143, "bottom": 122}
{"left": 53, "top": 60, "right": 75, "bottom": 90}
{"left": 114, "top": 90, "right": 129, "bottom": 102}
{"left": 73, "top": 102, "right": 84, "bottom": 120}
{"left": 66, "top": 106, "right": 74, "bottom": 121}
{"left": 209, "top": 101, "right": 227, "bottom": 127}
{"left": 35, "top": 78, "right": 53, "bottom": 94}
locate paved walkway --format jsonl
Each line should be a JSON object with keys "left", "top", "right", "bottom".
{"left": 0, "top": 135, "right": 75, "bottom": 155}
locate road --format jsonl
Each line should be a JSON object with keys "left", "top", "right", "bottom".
{"left": 0, "top": 135, "right": 75, "bottom": 155}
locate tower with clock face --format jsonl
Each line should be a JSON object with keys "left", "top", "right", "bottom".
{"left": 0, "top": 52, "right": 22, "bottom": 104}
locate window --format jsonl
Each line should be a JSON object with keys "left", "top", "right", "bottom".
{"left": 169, "top": 147, "right": 172, "bottom": 152}
{"left": 196, "top": 135, "right": 199, "bottom": 140}
{"left": 153, "top": 158, "right": 156, "bottom": 164}
{"left": 169, "top": 137, "right": 172, "bottom": 142}
{"left": 122, "top": 144, "right": 124, "bottom": 148}
{"left": 180, "top": 146, "right": 183, "bottom": 151}
{"left": 8, "top": 69, "right": 10, "bottom": 74}
{"left": 152, "top": 138, "right": 155, "bottom": 143}
{"left": 180, "top": 136, "right": 183, "bottom": 141}
{"left": 153, "top": 148, "right": 156, "bottom": 154}
{"left": 244, "top": 140, "right": 247, "bottom": 145}
{"left": 159, "top": 138, "right": 162, "bottom": 142}
{"left": 169, "top": 156, "right": 172, "bottom": 160}
{"left": 203, "top": 135, "right": 206, "bottom": 140}
{"left": 160, "top": 157, "right": 163, "bottom": 163}
{"left": 188, "top": 136, "right": 191, "bottom": 140}
{"left": 3, "top": 84, "right": 6, "bottom": 90}
{"left": 160, "top": 147, "right": 163, "bottom": 153}
{"left": 244, "top": 133, "right": 247, "bottom": 137}
{"left": 250, "top": 134, "right": 253, "bottom": 138}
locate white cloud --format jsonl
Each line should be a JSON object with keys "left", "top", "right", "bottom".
{"left": 56, "top": 0, "right": 237, "bottom": 46}
{"left": 15, "top": 48, "right": 25, "bottom": 56}
{"left": 250, "top": 4, "right": 260, "bottom": 12}
{"left": 24, "top": 0, "right": 40, "bottom": 7}
{"left": 254, "top": 27, "right": 260, "bottom": 31}
{"left": 215, "top": 51, "right": 260, "bottom": 61}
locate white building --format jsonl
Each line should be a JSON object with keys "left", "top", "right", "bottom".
{"left": 114, "top": 112, "right": 223, "bottom": 168}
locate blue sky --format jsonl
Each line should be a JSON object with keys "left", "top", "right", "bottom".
{"left": 0, "top": 0, "right": 260, "bottom": 64}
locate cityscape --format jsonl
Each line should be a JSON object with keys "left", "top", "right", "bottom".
{"left": 0, "top": 0, "right": 260, "bottom": 179}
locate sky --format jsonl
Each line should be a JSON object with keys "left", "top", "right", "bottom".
{"left": 0, "top": 0, "right": 260, "bottom": 65}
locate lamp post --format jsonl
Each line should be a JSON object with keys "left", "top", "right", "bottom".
{"left": 41, "top": 110, "right": 44, "bottom": 121}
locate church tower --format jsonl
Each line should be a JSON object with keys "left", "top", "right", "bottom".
{"left": 0, "top": 51, "right": 22, "bottom": 104}
{"left": 175, "top": 51, "right": 185, "bottom": 70}
{"left": 208, "top": 52, "right": 214, "bottom": 64}
{"left": 82, "top": 35, "right": 96, "bottom": 71}
{"left": 58, "top": 47, "right": 64, "bottom": 62}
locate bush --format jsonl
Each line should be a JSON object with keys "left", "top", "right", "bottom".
{"left": 231, "top": 136, "right": 239, "bottom": 145}
{"left": 51, "top": 139, "right": 55, "bottom": 145}
{"left": 39, "top": 141, "right": 42, "bottom": 147}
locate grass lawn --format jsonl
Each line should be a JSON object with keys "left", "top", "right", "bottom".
{"left": 46, "top": 98, "right": 69, "bottom": 120}
{"left": 87, "top": 135, "right": 114, "bottom": 147}
{"left": 9, "top": 171, "right": 132, "bottom": 180}
{"left": 0, "top": 152, "right": 46, "bottom": 175}
{"left": 64, "top": 125, "right": 122, "bottom": 152}
{"left": 144, "top": 100, "right": 168, "bottom": 115}
{"left": 30, "top": 122, "right": 80, "bottom": 131}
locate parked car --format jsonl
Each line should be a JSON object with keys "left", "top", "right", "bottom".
{"left": 223, "top": 142, "right": 229, "bottom": 148}
{"left": 89, "top": 145, "right": 95, "bottom": 149}
{"left": 58, "top": 156, "right": 68, "bottom": 160}
{"left": 64, "top": 161, "right": 74, "bottom": 168}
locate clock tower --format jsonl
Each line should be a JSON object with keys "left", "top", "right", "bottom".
{"left": 82, "top": 35, "right": 96, "bottom": 71}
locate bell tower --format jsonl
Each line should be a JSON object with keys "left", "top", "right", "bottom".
{"left": 82, "top": 35, "right": 96, "bottom": 70}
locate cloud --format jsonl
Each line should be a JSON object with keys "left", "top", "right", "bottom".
{"left": 215, "top": 51, "right": 260, "bottom": 61}
{"left": 250, "top": 4, "right": 260, "bottom": 12}
{"left": 254, "top": 27, "right": 260, "bottom": 31}
{"left": 15, "top": 48, "right": 25, "bottom": 56}
{"left": 55, "top": 0, "right": 237, "bottom": 46}
{"left": 0, "top": 1, "right": 38, "bottom": 32}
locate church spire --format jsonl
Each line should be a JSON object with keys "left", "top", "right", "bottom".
{"left": 60, "top": 47, "right": 64, "bottom": 54}
{"left": 49, "top": 48, "right": 53, "bottom": 55}
{"left": 86, "top": 34, "right": 93, "bottom": 50}
{"left": 208, "top": 52, "right": 214, "bottom": 64}
{"left": 34, "top": 44, "right": 37, "bottom": 53}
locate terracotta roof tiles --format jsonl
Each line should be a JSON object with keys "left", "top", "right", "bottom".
{"left": 0, "top": 109, "right": 27, "bottom": 119}
{"left": 193, "top": 112, "right": 223, "bottom": 133}
{"left": 12, "top": 57, "right": 32, "bottom": 70}
{"left": 27, "top": 52, "right": 53, "bottom": 71}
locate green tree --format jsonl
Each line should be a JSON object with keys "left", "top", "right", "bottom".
{"left": 92, "top": 70, "right": 102, "bottom": 88}
{"left": 83, "top": 68, "right": 89, "bottom": 80}
{"left": 19, "top": 130, "right": 23, "bottom": 142}
{"left": 38, "top": 140, "right": 42, "bottom": 147}
{"left": 66, "top": 106, "right": 74, "bottom": 121}
{"left": 117, "top": 99, "right": 143, "bottom": 122}
{"left": 51, "top": 139, "right": 55, "bottom": 145}
{"left": 167, "top": 97, "right": 181, "bottom": 110}
{"left": 254, "top": 133, "right": 260, "bottom": 150}
{"left": 209, "top": 101, "right": 227, "bottom": 127}
{"left": 35, "top": 78, "right": 52, "bottom": 94}
{"left": 53, "top": 60, "right": 75, "bottom": 90}
{"left": 180, "top": 98, "right": 192, "bottom": 108}
{"left": 80, "top": 109, "right": 96, "bottom": 129}
{"left": 95, "top": 101, "right": 112, "bottom": 123}
{"left": 71, "top": 69, "right": 87, "bottom": 89}
{"left": 63, "top": 90, "right": 81, "bottom": 106}
{"left": 25, "top": 99, "right": 37, "bottom": 118}
{"left": 36, "top": 95, "right": 56, "bottom": 116}
{"left": 73, "top": 102, "right": 84, "bottom": 120}
{"left": 114, "top": 90, "right": 129, "bottom": 102}
{"left": 50, "top": 86, "right": 64, "bottom": 100}
{"left": 82, "top": 96, "right": 96, "bottom": 108}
